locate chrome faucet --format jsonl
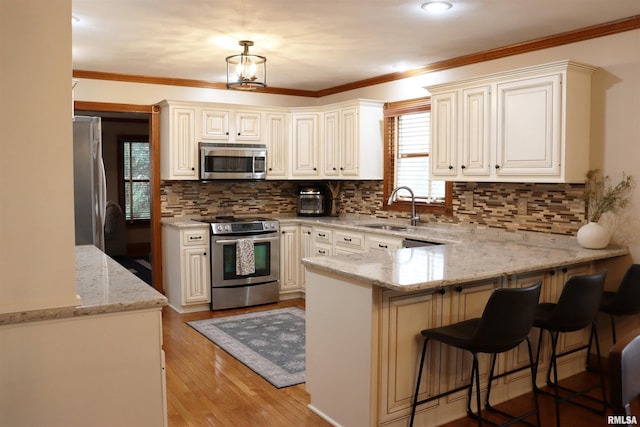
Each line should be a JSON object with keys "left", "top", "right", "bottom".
{"left": 387, "top": 186, "right": 419, "bottom": 226}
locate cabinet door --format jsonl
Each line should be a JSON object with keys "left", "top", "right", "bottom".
{"left": 322, "top": 110, "right": 340, "bottom": 177}
{"left": 183, "top": 246, "right": 210, "bottom": 304}
{"left": 280, "top": 225, "right": 300, "bottom": 292}
{"left": 379, "top": 289, "right": 443, "bottom": 423}
{"left": 300, "top": 226, "right": 313, "bottom": 289}
{"left": 235, "top": 111, "right": 261, "bottom": 140}
{"left": 460, "top": 85, "right": 492, "bottom": 177}
{"left": 201, "top": 109, "right": 230, "bottom": 140}
{"left": 291, "top": 113, "right": 319, "bottom": 177}
{"left": 430, "top": 91, "right": 458, "bottom": 176}
{"left": 340, "top": 107, "right": 359, "bottom": 176}
{"left": 170, "top": 107, "right": 198, "bottom": 178}
{"left": 265, "top": 113, "right": 288, "bottom": 178}
{"left": 495, "top": 74, "right": 561, "bottom": 177}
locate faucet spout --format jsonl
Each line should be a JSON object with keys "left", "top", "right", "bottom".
{"left": 388, "top": 186, "right": 419, "bottom": 226}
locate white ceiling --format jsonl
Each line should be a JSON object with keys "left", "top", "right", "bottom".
{"left": 72, "top": 0, "right": 640, "bottom": 92}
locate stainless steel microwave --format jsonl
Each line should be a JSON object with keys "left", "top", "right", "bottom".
{"left": 199, "top": 142, "right": 267, "bottom": 180}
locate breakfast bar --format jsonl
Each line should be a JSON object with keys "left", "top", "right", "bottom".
{"left": 302, "top": 226, "right": 629, "bottom": 427}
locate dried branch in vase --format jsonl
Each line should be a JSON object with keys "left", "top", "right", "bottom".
{"left": 584, "top": 169, "right": 633, "bottom": 222}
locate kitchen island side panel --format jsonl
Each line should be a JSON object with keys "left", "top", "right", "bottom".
{"left": 306, "top": 268, "right": 377, "bottom": 427}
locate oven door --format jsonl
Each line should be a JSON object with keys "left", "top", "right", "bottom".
{"left": 211, "top": 232, "right": 280, "bottom": 287}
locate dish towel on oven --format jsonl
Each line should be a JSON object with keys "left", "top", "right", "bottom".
{"left": 236, "top": 238, "right": 256, "bottom": 276}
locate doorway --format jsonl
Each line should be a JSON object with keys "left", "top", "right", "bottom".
{"left": 74, "top": 102, "right": 163, "bottom": 293}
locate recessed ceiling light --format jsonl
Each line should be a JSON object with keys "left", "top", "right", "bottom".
{"left": 421, "top": 1, "right": 453, "bottom": 13}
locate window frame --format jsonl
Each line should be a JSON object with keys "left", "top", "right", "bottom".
{"left": 118, "top": 134, "right": 151, "bottom": 224}
{"left": 383, "top": 97, "right": 452, "bottom": 216}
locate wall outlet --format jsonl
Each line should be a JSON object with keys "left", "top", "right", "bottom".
{"left": 517, "top": 197, "right": 528, "bottom": 215}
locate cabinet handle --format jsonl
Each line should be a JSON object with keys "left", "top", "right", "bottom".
{"left": 455, "top": 285, "right": 463, "bottom": 292}
{"left": 561, "top": 267, "right": 568, "bottom": 273}
{"left": 438, "top": 287, "right": 446, "bottom": 295}
{"left": 344, "top": 237, "right": 352, "bottom": 242}
{"left": 461, "top": 165, "right": 466, "bottom": 169}
{"left": 549, "top": 270, "right": 556, "bottom": 276}
{"left": 318, "top": 233, "right": 326, "bottom": 237}
{"left": 495, "top": 164, "right": 500, "bottom": 169}
{"left": 318, "top": 249, "right": 326, "bottom": 255}
{"left": 378, "top": 244, "right": 388, "bottom": 249}
{"left": 448, "top": 165, "right": 454, "bottom": 170}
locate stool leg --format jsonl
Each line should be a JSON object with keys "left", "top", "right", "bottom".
{"left": 467, "top": 353, "right": 483, "bottom": 427}
{"left": 610, "top": 315, "right": 617, "bottom": 344}
{"left": 590, "top": 323, "right": 608, "bottom": 413}
{"left": 410, "top": 338, "right": 429, "bottom": 427}
{"left": 484, "top": 353, "right": 498, "bottom": 409}
{"left": 526, "top": 337, "right": 542, "bottom": 427}
{"left": 534, "top": 328, "right": 544, "bottom": 392}
{"left": 548, "top": 331, "right": 561, "bottom": 427}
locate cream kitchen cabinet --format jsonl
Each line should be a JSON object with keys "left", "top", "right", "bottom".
{"left": 265, "top": 112, "right": 288, "bottom": 178}
{"left": 365, "top": 233, "right": 403, "bottom": 252}
{"left": 200, "top": 108, "right": 262, "bottom": 141}
{"left": 280, "top": 224, "right": 301, "bottom": 295}
{"left": 299, "top": 225, "right": 313, "bottom": 289}
{"left": 322, "top": 100, "right": 384, "bottom": 179}
{"left": 333, "top": 229, "right": 366, "bottom": 255}
{"left": 427, "top": 60, "right": 596, "bottom": 183}
{"left": 162, "top": 224, "right": 211, "bottom": 313}
{"left": 160, "top": 101, "right": 198, "bottom": 180}
{"left": 312, "top": 226, "right": 333, "bottom": 256}
{"left": 291, "top": 112, "right": 320, "bottom": 177}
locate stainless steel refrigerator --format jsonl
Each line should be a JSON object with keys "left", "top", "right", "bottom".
{"left": 73, "top": 116, "right": 106, "bottom": 250}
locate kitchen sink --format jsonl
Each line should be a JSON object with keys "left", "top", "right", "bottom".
{"left": 362, "top": 223, "right": 412, "bottom": 232}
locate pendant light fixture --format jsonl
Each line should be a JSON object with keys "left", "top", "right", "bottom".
{"left": 225, "top": 40, "right": 267, "bottom": 90}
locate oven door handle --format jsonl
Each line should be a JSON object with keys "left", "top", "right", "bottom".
{"left": 214, "top": 236, "right": 279, "bottom": 245}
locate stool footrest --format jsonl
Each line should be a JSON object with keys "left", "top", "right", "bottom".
{"left": 536, "top": 383, "right": 608, "bottom": 414}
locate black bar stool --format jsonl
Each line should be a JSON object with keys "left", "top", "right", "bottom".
{"left": 597, "top": 264, "right": 640, "bottom": 345}
{"left": 533, "top": 270, "right": 608, "bottom": 427}
{"left": 409, "top": 282, "right": 542, "bottom": 427}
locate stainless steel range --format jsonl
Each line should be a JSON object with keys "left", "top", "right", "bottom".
{"left": 197, "top": 216, "right": 280, "bottom": 310}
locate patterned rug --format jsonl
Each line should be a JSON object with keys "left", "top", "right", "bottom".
{"left": 187, "top": 307, "right": 306, "bottom": 388}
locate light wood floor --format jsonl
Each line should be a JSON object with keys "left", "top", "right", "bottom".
{"left": 163, "top": 299, "right": 638, "bottom": 426}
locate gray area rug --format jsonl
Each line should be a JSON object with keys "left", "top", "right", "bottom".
{"left": 187, "top": 307, "right": 305, "bottom": 388}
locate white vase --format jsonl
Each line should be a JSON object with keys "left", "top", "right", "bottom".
{"left": 576, "top": 222, "right": 610, "bottom": 249}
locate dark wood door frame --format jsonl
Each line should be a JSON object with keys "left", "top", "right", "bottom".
{"left": 74, "top": 101, "right": 164, "bottom": 294}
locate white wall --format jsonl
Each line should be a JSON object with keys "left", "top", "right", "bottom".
{"left": 0, "top": 0, "right": 79, "bottom": 313}
{"left": 75, "top": 29, "right": 640, "bottom": 261}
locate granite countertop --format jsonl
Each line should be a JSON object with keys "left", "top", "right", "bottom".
{"left": 0, "top": 245, "right": 167, "bottom": 325}
{"left": 162, "top": 215, "right": 628, "bottom": 293}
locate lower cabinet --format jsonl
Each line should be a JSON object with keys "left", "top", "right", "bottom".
{"left": 162, "top": 225, "right": 211, "bottom": 313}
{"left": 280, "top": 224, "right": 302, "bottom": 296}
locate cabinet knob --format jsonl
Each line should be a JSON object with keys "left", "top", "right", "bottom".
{"left": 448, "top": 165, "right": 454, "bottom": 170}
{"left": 340, "top": 167, "right": 344, "bottom": 170}
{"left": 438, "top": 287, "right": 446, "bottom": 295}
{"left": 203, "top": 252, "right": 207, "bottom": 256}
{"left": 461, "top": 165, "right": 466, "bottom": 169}
{"left": 313, "top": 167, "right": 317, "bottom": 171}
{"left": 561, "top": 267, "right": 568, "bottom": 273}
{"left": 237, "top": 132, "right": 241, "bottom": 136}
{"left": 455, "top": 285, "right": 463, "bottom": 292}
{"left": 191, "top": 167, "right": 195, "bottom": 171}
{"left": 333, "top": 167, "right": 337, "bottom": 170}
{"left": 268, "top": 167, "right": 272, "bottom": 171}
{"left": 495, "top": 164, "right": 500, "bottom": 169}
{"left": 225, "top": 132, "right": 229, "bottom": 135}
{"left": 549, "top": 270, "right": 556, "bottom": 276}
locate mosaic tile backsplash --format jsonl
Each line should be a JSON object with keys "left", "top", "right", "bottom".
{"left": 161, "top": 180, "right": 586, "bottom": 235}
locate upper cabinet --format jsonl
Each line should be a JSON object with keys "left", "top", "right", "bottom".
{"left": 160, "top": 101, "right": 198, "bottom": 180}
{"left": 321, "top": 100, "right": 384, "bottom": 180}
{"left": 427, "top": 60, "right": 596, "bottom": 183}
{"left": 201, "top": 109, "right": 262, "bottom": 141}
{"left": 159, "top": 98, "right": 384, "bottom": 181}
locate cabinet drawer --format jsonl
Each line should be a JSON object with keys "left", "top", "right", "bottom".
{"left": 182, "top": 228, "right": 209, "bottom": 246}
{"left": 313, "top": 244, "right": 333, "bottom": 257}
{"left": 313, "top": 227, "right": 333, "bottom": 244}
{"left": 334, "top": 230, "right": 365, "bottom": 251}
{"left": 366, "top": 234, "right": 403, "bottom": 252}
